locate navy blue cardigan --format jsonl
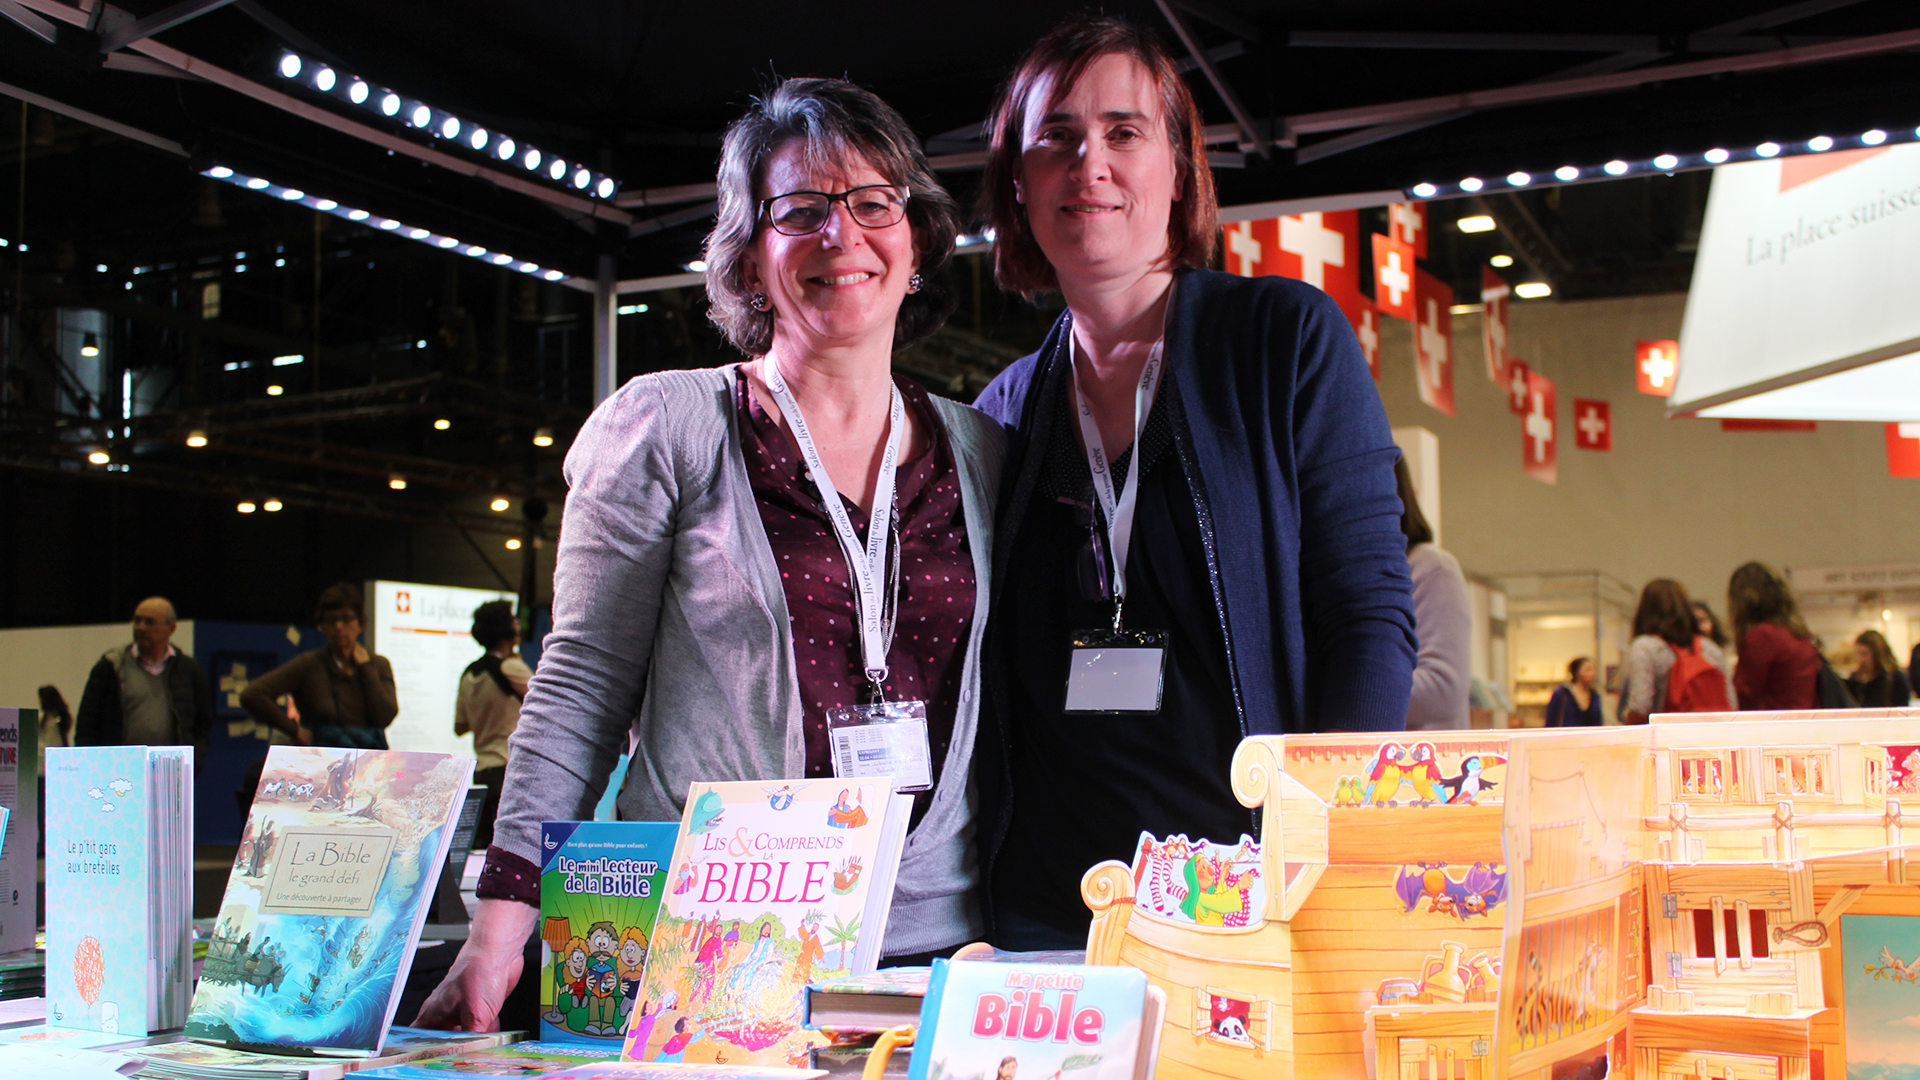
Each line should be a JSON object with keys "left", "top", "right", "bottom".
{"left": 974, "top": 268, "right": 1417, "bottom": 740}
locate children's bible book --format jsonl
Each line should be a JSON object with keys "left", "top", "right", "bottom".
{"left": 621, "top": 779, "right": 912, "bottom": 1069}
{"left": 538, "top": 820, "right": 679, "bottom": 1044}
{"left": 45, "top": 744, "right": 193, "bottom": 1035}
{"left": 183, "top": 747, "right": 475, "bottom": 1055}
{"left": 904, "top": 960, "right": 1165, "bottom": 1080}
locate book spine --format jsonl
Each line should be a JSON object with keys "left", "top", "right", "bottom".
{"left": 903, "top": 959, "right": 948, "bottom": 1080}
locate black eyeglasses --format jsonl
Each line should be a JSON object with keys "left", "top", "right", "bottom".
{"left": 1057, "top": 497, "right": 1113, "bottom": 605}
{"left": 759, "top": 184, "right": 909, "bottom": 236}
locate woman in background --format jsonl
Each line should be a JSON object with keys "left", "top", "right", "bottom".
{"left": 1692, "top": 599, "right": 1730, "bottom": 651}
{"left": 1396, "top": 459, "right": 1469, "bottom": 730}
{"left": 1728, "top": 562, "right": 1820, "bottom": 711}
{"left": 1848, "top": 629, "right": 1912, "bottom": 707}
{"left": 1545, "top": 657, "right": 1603, "bottom": 727}
{"left": 1622, "top": 578, "right": 1734, "bottom": 724}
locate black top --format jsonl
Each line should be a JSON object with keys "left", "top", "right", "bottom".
{"left": 1848, "top": 669, "right": 1913, "bottom": 708}
{"left": 1544, "top": 684, "right": 1603, "bottom": 727}
{"left": 991, "top": 375, "right": 1247, "bottom": 943}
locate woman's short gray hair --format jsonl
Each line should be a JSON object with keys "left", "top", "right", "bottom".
{"left": 705, "top": 77, "right": 961, "bottom": 357}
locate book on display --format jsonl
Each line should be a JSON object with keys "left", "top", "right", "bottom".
{"left": 620, "top": 779, "right": 912, "bottom": 1069}
{"left": 44, "top": 744, "right": 193, "bottom": 1036}
{"left": 905, "top": 960, "right": 1165, "bottom": 1080}
{"left": 802, "top": 967, "right": 931, "bottom": 1034}
{"left": 128, "top": 1028, "right": 512, "bottom": 1079}
{"left": 537, "top": 820, "right": 679, "bottom": 1044}
{"left": 352, "top": 1039, "right": 626, "bottom": 1078}
{"left": 0, "top": 708, "right": 37, "bottom": 955}
{"left": 183, "top": 747, "right": 475, "bottom": 1055}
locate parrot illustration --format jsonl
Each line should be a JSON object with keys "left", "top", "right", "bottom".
{"left": 1333, "top": 777, "right": 1355, "bottom": 807}
{"left": 1404, "top": 742, "right": 1445, "bottom": 806}
{"left": 1364, "top": 743, "right": 1408, "bottom": 805}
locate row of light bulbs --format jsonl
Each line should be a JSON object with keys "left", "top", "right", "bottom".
{"left": 276, "top": 53, "right": 620, "bottom": 201}
{"left": 1409, "top": 127, "right": 1912, "bottom": 200}
{"left": 201, "top": 166, "right": 570, "bottom": 282}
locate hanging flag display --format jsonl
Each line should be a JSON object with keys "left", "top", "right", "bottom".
{"left": 1720, "top": 419, "right": 1816, "bottom": 431}
{"left": 1412, "top": 268, "right": 1455, "bottom": 416}
{"left": 1347, "top": 296, "right": 1381, "bottom": 382}
{"left": 1573, "top": 399, "right": 1612, "bottom": 451}
{"left": 1888, "top": 423, "right": 1920, "bottom": 477}
{"left": 1636, "top": 340, "right": 1679, "bottom": 397}
{"left": 1388, "top": 201, "right": 1429, "bottom": 258}
{"left": 1279, "top": 209, "right": 1361, "bottom": 303}
{"left": 1522, "top": 370, "right": 1557, "bottom": 484}
{"left": 1482, "top": 268, "right": 1511, "bottom": 384}
{"left": 1506, "top": 359, "right": 1531, "bottom": 415}
{"left": 1223, "top": 218, "right": 1275, "bottom": 277}
{"left": 1370, "top": 233, "right": 1416, "bottom": 321}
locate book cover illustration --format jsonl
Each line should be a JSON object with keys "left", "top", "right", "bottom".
{"left": 538, "top": 820, "right": 678, "bottom": 1043}
{"left": 805, "top": 968, "right": 930, "bottom": 1036}
{"left": 1128, "top": 833, "right": 1266, "bottom": 929}
{"left": 45, "top": 746, "right": 149, "bottom": 1034}
{"left": 907, "top": 961, "right": 1150, "bottom": 1080}
{"left": 808, "top": 968, "right": 931, "bottom": 999}
{"left": 354, "top": 1040, "right": 626, "bottom": 1078}
{"left": 623, "top": 781, "right": 896, "bottom": 1068}
{"left": 184, "top": 747, "right": 473, "bottom": 1053}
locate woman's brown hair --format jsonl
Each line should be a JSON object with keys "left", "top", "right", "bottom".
{"left": 980, "top": 14, "right": 1218, "bottom": 299}
{"left": 1857, "top": 629, "right": 1898, "bottom": 680}
{"left": 1727, "top": 561, "right": 1810, "bottom": 644}
{"left": 1632, "top": 578, "right": 1696, "bottom": 649}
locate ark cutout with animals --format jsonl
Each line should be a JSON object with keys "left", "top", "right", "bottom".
{"left": 1073, "top": 711, "right": 1920, "bottom": 1080}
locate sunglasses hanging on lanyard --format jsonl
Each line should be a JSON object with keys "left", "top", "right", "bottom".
{"left": 765, "top": 361, "right": 933, "bottom": 793}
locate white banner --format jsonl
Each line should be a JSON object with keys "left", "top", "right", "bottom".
{"left": 365, "top": 580, "right": 514, "bottom": 759}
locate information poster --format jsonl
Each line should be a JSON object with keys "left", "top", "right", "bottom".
{"left": 364, "top": 581, "right": 515, "bottom": 760}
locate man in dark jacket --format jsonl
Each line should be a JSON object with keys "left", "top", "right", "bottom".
{"left": 75, "top": 596, "right": 214, "bottom": 756}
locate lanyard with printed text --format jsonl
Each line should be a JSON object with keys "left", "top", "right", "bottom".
{"left": 764, "top": 359, "right": 905, "bottom": 694}
{"left": 1070, "top": 333, "right": 1165, "bottom": 631}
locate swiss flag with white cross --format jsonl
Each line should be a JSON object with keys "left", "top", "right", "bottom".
{"left": 1636, "top": 340, "right": 1679, "bottom": 397}
{"left": 1482, "top": 268, "right": 1511, "bottom": 384}
{"left": 1388, "top": 201, "right": 1429, "bottom": 258}
{"left": 1523, "top": 370, "right": 1557, "bottom": 484}
{"left": 1573, "top": 399, "right": 1612, "bottom": 451}
{"left": 1506, "top": 358, "right": 1531, "bottom": 415}
{"left": 1371, "top": 233, "right": 1416, "bottom": 321}
{"left": 1223, "top": 218, "right": 1276, "bottom": 278}
{"left": 1412, "top": 268, "right": 1455, "bottom": 416}
{"left": 1346, "top": 296, "right": 1381, "bottom": 382}
{"left": 1887, "top": 423, "right": 1920, "bottom": 477}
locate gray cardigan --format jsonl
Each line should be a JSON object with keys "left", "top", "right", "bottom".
{"left": 494, "top": 365, "right": 1005, "bottom": 955}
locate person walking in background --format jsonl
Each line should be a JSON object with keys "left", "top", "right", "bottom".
{"left": 456, "top": 600, "right": 530, "bottom": 849}
{"left": 1622, "top": 578, "right": 1734, "bottom": 724}
{"left": 1545, "top": 657, "right": 1603, "bottom": 727}
{"left": 75, "top": 596, "right": 213, "bottom": 755}
{"left": 1692, "top": 600, "right": 1730, "bottom": 651}
{"left": 1848, "top": 629, "right": 1912, "bottom": 707}
{"left": 241, "top": 582, "right": 399, "bottom": 748}
{"left": 1727, "top": 562, "right": 1820, "bottom": 712}
{"left": 1395, "top": 459, "right": 1469, "bottom": 730}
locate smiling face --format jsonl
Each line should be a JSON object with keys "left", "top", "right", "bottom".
{"left": 1015, "top": 52, "right": 1181, "bottom": 293}
{"left": 741, "top": 142, "right": 917, "bottom": 358}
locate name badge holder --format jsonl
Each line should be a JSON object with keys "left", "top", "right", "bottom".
{"left": 765, "top": 361, "right": 935, "bottom": 793}
{"left": 1062, "top": 333, "right": 1170, "bottom": 716}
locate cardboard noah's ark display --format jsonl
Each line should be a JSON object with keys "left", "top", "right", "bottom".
{"left": 1079, "top": 710, "right": 1920, "bottom": 1080}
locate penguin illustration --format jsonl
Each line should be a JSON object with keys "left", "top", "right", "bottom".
{"left": 1440, "top": 755, "right": 1507, "bottom": 804}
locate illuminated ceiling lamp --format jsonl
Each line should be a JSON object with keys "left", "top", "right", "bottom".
{"left": 1671, "top": 140, "right": 1920, "bottom": 422}
{"left": 80, "top": 332, "right": 100, "bottom": 357}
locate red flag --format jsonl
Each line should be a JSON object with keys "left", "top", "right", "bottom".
{"left": 1636, "top": 340, "right": 1679, "bottom": 397}
{"left": 1505, "top": 358, "right": 1531, "bottom": 415}
{"left": 1270, "top": 210, "right": 1355, "bottom": 297}
{"left": 1522, "top": 370, "right": 1557, "bottom": 484}
{"left": 1889, "top": 423, "right": 1920, "bottom": 477}
{"left": 1413, "top": 268, "right": 1455, "bottom": 416}
{"left": 1388, "top": 201, "right": 1429, "bottom": 259}
{"left": 1343, "top": 295, "right": 1381, "bottom": 382}
{"left": 1720, "top": 419, "right": 1816, "bottom": 431}
{"left": 1315, "top": 209, "right": 1362, "bottom": 311}
{"left": 1572, "top": 399, "right": 1612, "bottom": 451}
{"left": 1222, "top": 218, "right": 1276, "bottom": 278}
{"left": 1370, "top": 233, "right": 1416, "bottom": 321}
{"left": 1482, "top": 268, "right": 1511, "bottom": 384}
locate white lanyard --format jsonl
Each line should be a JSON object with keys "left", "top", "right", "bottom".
{"left": 1070, "top": 332, "right": 1164, "bottom": 624}
{"left": 764, "top": 360, "right": 905, "bottom": 691}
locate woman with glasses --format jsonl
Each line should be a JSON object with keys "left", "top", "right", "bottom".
{"left": 239, "top": 581, "right": 397, "bottom": 748}
{"left": 418, "top": 77, "right": 1002, "bottom": 1031}
{"left": 970, "top": 16, "right": 1417, "bottom": 949}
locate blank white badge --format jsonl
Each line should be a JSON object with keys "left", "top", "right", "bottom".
{"left": 1064, "top": 643, "right": 1166, "bottom": 714}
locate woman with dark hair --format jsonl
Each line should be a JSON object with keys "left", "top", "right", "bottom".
{"left": 1727, "top": 562, "right": 1820, "bottom": 711}
{"left": 1692, "top": 600, "right": 1729, "bottom": 650}
{"left": 239, "top": 582, "right": 398, "bottom": 748}
{"left": 1545, "top": 657, "right": 1602, "bottom": 727}
{"left": 419, "top": 77, "right": 1001, "bottom": 1031}
{"left": 1620, "top": 578, "right": 1734, "bottom": 724}
{"left": 1848, "top": 629, "right": 1912, "bottom": 707}
{"left": 1395, "top": 459, "right": 1469, "bottom": 731}
{"left": 971, "top": 15, "right": 1415, "bottom": 949}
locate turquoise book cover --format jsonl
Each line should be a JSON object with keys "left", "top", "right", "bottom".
{"left": 537, "top": 820, "right": 678, "bottom": 1045}
{"left": 45, "top": 745, "right": 151, "bottom": 1035}
{"left": 907, "top": 960, "right": 1150, "bottom": 1080}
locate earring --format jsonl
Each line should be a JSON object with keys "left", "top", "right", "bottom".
{"left": 907, "top": 274, "right": 924, "bottom": 295}
{"left": 748, "top": 292, "right": 770, "bottom": 312}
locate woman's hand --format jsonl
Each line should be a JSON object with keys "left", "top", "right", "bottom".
{"left": 415, "top": 899, "right": 538, "bottom": 1031}
{"left": 353, "top": 643, "right": 371, "bottom": 666}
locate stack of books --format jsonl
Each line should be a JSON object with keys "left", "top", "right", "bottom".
{"left": 0, "top": 949, "right": 43, "bottom": 1001}
{"left": 804, "top": 969, "right": 929, "bottom": 1078}
{"left": 127, "top": 1028, "right": 514, "bottom": 1079}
